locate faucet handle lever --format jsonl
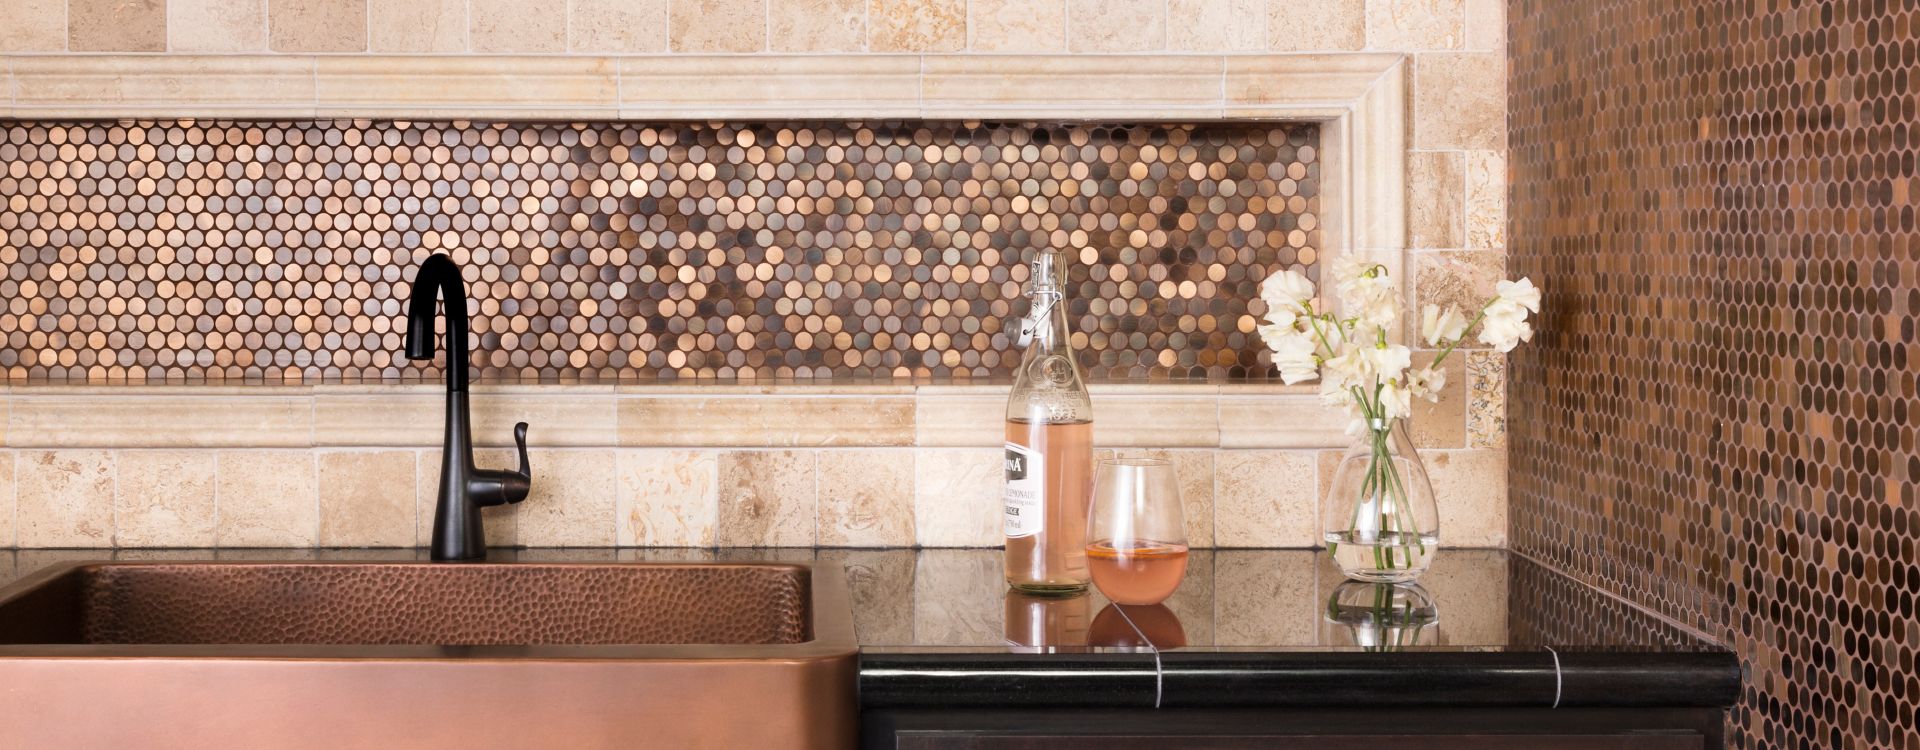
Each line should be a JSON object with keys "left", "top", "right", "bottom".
{"left": 512, "top": 422, "right": 530, "bottom": 477}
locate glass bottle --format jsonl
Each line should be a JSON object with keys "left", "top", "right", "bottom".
{"left": 1004, "top": 250, "right": 1094, "bottom": 593}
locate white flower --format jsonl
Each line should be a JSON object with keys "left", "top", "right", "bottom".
{"left": 1406, "top": 366, "right": 1447, "bottom": 402}
{"left": 1260, "top": 268, "right": 1316, "bottom": 315}
{"left": 1377, "top": 379, "right": 1413, "bottom": 421}
{"left": 1495, "top": 277, "right": 1542, "bottom": 314}
{"left": 1333, "top": 257, "right": 1400, "bottom": 329}
{"left": 1266, "top": 333, "right": 1320, "bottom": 384}
{"left": 1362, "top": 343, "right": 1411, "bottom": 382}
{"left": 1420, "top": 304, "right": 1469, "bottom": 347}
{"left": 1477, "top": 301, "right": 1535, "bottom": 352}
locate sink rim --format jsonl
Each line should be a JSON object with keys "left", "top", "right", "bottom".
{"left": 0, "top": 559, "right": 859, "bottom": 660}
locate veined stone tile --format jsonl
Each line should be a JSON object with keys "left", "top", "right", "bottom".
{"left": 818, "top": 549, "right": 915, "bottom": 644}
{"left": 717, "top": 450, "right": 816, "bottom": 547}
{"left": 1464, "top": 0, "right": 1503, "bottom": 51}
{"left": 215, "top": 451, "right": 319, "bottom": 547}
{"left": 470, "top": 0, "right": 565, "bottom": 52}
{"left": 1413, "top": 52, "right": 1506, "bottom": 150}
{"left": 1424, "top": 449, "right": 1505, "bottom": 546}
{"left": 669, "top": 0, "right": 766, "bottom": 52}
{"left": 1214, "top": 549, "right": 1318, "bottom": 645}
{"left": 912, "top": 447, "right": 1002, "bottom": 547}
{"left": 15, "top": 450, "right": 115, "bottom": 548}
{"left": 115, "top": 451, "right": 219, "bottom": 548}
{"left": 268, "top": 0, "right": 368, "bottom": 52}
{"left": 968, "top": 0, "right": 1066, "bottom": 52}
{"left": 817, "top": 450, "right": 915, "bottom": 547}
{"left": 1466, "top": 350, "right": 1507, "bottom": 448}
{"left": 171, "top": 0, "right": 269, "bottom": 51}
{"left": 1366, "top": 0, "right": 1464, "bottom": 50}
{"left": 1412, "top": 249, "right": 1507, "bottom": 349}
{"left": 868, "top": 0, "right": 963, "bottom": 52}
{"left": 0, "top": 0, "right": 65, "bottom": 51}
{"left": 318, "top": 450, "right": 417, "bottom": 547}
{"left": 616, "top": 449, "right": 719, "bottom": 547}
{"left": 1465, "top": 150, "right": 1509, "bottom": 249}
{"left": 1267, "top": 0, "right": 1364, "bottom": 51}
{"left": 1213, "top": 450, "right": 1317, "bottom": 547}
{"left": 1067, "top": 0, "right": 1164, "bottom": 52}
{"left": 69, "top": 0, "right": 167, "bottom": 51}
{"left": 515, "top": 449, "right": 617, "bottom": 547}
{"left": 911, "top": 549, "right": 1006, "bottom": 645}
{"left": 1409, "top": 150, "right": 1465, "bottom": 249}
{"left": 370, "top": 0, "right": 467, "bottom": 52}
{"left": 768, "top": 0, "right": 865, "bottom": 52}
{"left": 1168, "top": 0, "right": 1265, "bottom": 52}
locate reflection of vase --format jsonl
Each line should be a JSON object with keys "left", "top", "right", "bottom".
{"left": 1088, "top": 603, "right": 1186, "bottom": 649}
{"left": 1004, "top": 588, "right": 1090, "bottom": 651}
{"left": 1322, "top": 418, "right": 1441, "bottom": 582}
{"left": 1322, "top": 581, "right": 1440, "bottom": 650}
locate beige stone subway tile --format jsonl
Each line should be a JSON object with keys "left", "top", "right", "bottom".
{"left": 1412, "top": 249, "right": 1506, "bottom": 348}
{"left": 269, "top": 0, "right": 368, "bottom": 51}
{"left": 0, "top": 0, "right": 66, "bottom": 50}
{"left": 515, "top": 449, "right": 617, "bottom": 547}
{"left": 1464, "top": 0, "right": 1502, "bottom": 50}
{"left": 817, "top": 450, "right": 914, "bottom": 547}
{"left": 1423, "top": 449, "right": 1505, "bottom": 546}
{"left": 717, "top": 450, "right": 815, "bottom": 547}
{"left": 470, "top": 0, "right": 564, "bottom": 51}
{"left": 1167, "top": 0, "right": 1264, "bottom": 52}
{"left": 114, "top": 451, "right": 218, "bottom": 548}
{"left": 868, "top": 0, "right": 963, "bottom": 52}
{"left": 1465, "top": 150, "right": 1508, "bottom": 249}
{"left": 1214, "top": 550, "right": 1318, "bottom": 645}
{"left": 69, "top": 0, "right": 167, "bottom": 51}
{"left": 10, "top": 56, "right": 317, "bottom": 118}
{"left": 1408, "top": 150, "right": 1465, "bottom": 249}
{"left": 768, "top": 0, "right": 863, "bottom": 51}
{"left": 315, "top": 56, "right": 619, "bottom": 118}
{"left": 15, "top": 450, "right": 115, "bottom": 548}
{"left": 1413, "top": 52, "right": 1506, "bottom": 150}
{"left": 216, "top": 452, "right": 318, "bottom": 547}
{"left": 1465, "top": 350, "right": 1506, "bottom": 448}
{"left": 1067, "top": 0, "right": 1163, "bottom": 52}
{"left": 817, "top": 549, "right": 915, "bottom": 644}
{"left": 7, "top": 394, "right": 313, "bottom": 448}
{"left": 1213, "top": 450, "right": 1316, "bottom": 547}
{"left": 1408, "top": 351, "right": 1465, "bottom": 449}
{"left": 669, "top": 0, "right": 764, "bottom": 52}
{"left": 416, "top": 448, "right": 519, "bottom": 547}
{"left": 913, "top": 447, "right": 1001, "bottom": 547}
{"left": 912, "top": 549, "right": 1005, "bottom": 645}
{"left": 615, "top": 449, "right": 717, "bottom": 547}
{"left": 1365, "top": 0, "right": 1463, "bottom": 50}
{"left": 1120, "top": 449, "right": 1215, "bottom": 548}
{"left": 172, "top": 0, "right": 267, "bottom": 51}
{"left": 0, "top": 454, "right": 13, "bottom": 546}
{"left": 913, "top": 391, "right": 1003, "bottom": 447}
{"left": 318, "top": 450, "right": 416, "bottom": 547}
{"left": 313, "top": 387, "right": 617, "bottom": 447}
{"left": 1216, "top": 395, "right": 1351, "bottom": 449}
{"left": 1090, "top": 395, "right": 1220, "bottom": 448}
{"left": 1314, "top": 448, "right": 1343, "bottom": 505}
{"left": 571, "top": 0, "right": 668, "bottom": 51}
{"left": 620, "top": 56, "right": 920, "bottom": 119}
{"left": 967, "top": 0, "right": 1064, "bottom": 52}
{"left": 616, "top": 395, "right": 915, "bottom": 447}
{"left": 370, "top": 0, "right": 466, "bottom": 52}
{"left": 922, "top": 56, "right": 1223, "bottom": 119}
{"left": 1268, "top": 0, "right": 1363, "bottom": 52}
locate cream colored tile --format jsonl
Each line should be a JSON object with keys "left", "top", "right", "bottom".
{"left": 921, "top": 56, "right": 1223, "bottom": 119}
{"left": 1216, "top": 394, "right": 1351, "bottom": 449}
{"left": 1465, "top": 350, "right": 1506, "bottom": 448}
{"left": 1423, "top": 449, "right": 1505, "bottom": 546}
{"left": 69, "top": 0, "right": 167, "bottom": 51}
{"left": 1465, "top": 150, "right": 1507, "bottom": 249}
{"left": 912, "top": 549, "right": 1005, "bottom": 645}
{"left": 1167, "top": 0, "right": 1263, "bottom": 51}
{"left": 768, "top": 0, "right": 862, "bottom": 51}
{"left": 913, "top": 447, "right": 1001, "bottom": 547}
{"left": 0, "top": 0, "right": 65, "bottom": 50}
{"left": 7, "top": 395, "right": 313, "bottom": 448}
{"left": 1366, "top": 0, "right": 1462, "bottom": 50}
{"left": 318, "top": 56, "right": 619, "bottom": 117}
{"left": 1268, "top": 0, "right": 1363, "bottom": 51}
{"left": 515, "top": 449, "right": 617, "bottom": 547}
{"left": 1123, "top": 449, "right": 1215, "bottom": 548}
{"left": 1412, "top": 249, "right": 1505, "bottom": 347}
{"left": 470, "top": 0, "right": 563, "bottom": 51}
{"left": 616, "top": 395, "right": 915, "bottom": 447}
{"left": 717, "top": 450, "right": 815, "bottom": 547}
{"left": 0, "top": 454, "right": 14, "bottom": 546}
{"left": 669, "top": 0, "right": 764, "bottom": 52}
{"left": 817, "top": 450, "right": 914, "bottom": 547}
{"left": 1314, "top": 448, "right": 1344, "bottom": 505}
{"left": 16, "top": 450, "right": 114, "bottom": 548}
{"left": 619, "top": 56, "right": 921, "bottom": 118}
{"left": 1408, "top": 151, "right": 1464, "bottom": 249}
{"left": 1408, "top": 351, "right": 1465, "bottom": 449}
{"left": 10, "top": 56, "right": 317, "bottom": 118}
{"left": 1223, "top": 52, "right": 1405, "bottom": 109}
{"left": 1413, "top": 52, "right": 1506, "bottom": 150}
{"left": 216, "top": 452, "right": 318, "bottom": 547}
{"left": 616, "top": 449, "right": 717, "bottom": 547}
{"left": 1213, "top": 450, "right": 1316, "bottom": 546}
{"left": 1214, "top": 549, "right": 1317, "bottom": 645}
{"left": 818, "top": 549, "right": 915, "bottom": 643}
{"left": 313, "top": 388, "right": 618, "bottom": 447}
{"left": 269, "top": 0, "right": 368, "bottom": 51}
{"left": 370, "top": 0, "right": 465, "bottom": 52}
{"left": 913, "top": 391, "right": 1002, "bottom": 447}
{"left": 114, "top": 451, "right": 218, "bottom": 547}
{"left": 968, "top": 0, "right": 1063, "bottom": 52}
{"left": 1464, "top": 0, "right": 1502, "bottom": 51}
{"left": 868, "top": 0, "right": 963, "bottom": 51}
{"left": 172, "top": 0, "right": 267, "bottom": 50}
{"left": 1067, "top": 0, "right": 1162, "bottom": 52}
{"left": 1091, "top": 395, "right": 1220, "bottom": 448}
{"left": 416, "top": 448, "right": 519, "bottom": 547}
{"left": 570, "top": 0, "right": 668, "bottom": 51}
{"left": 318, "top": 450, "right": 416, "bottom": 547}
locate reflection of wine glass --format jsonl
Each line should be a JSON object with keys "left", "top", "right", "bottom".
{"left": 1088, "top": 603, "right": 1187, "bottom": 649}
{"left": 1321, "top": 581, "right": 1441, "bottom": 650}
{"left": 1085, "top": 458, "right": 1189, "bottom": 605}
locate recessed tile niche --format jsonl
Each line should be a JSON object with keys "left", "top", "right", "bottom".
{"left": 0, "top": 120, "right": 1321, "bottom": 383}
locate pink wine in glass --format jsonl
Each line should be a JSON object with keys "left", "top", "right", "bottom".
{"left": 1086, "top": 540, "right": 1190, "bottom": 605}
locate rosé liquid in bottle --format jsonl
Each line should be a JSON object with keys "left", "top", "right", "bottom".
{"left": 1004, "top": 250, "right": 1094, "bottom": 594}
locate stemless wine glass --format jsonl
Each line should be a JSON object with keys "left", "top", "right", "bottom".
{"left": 1085, "top": 457, "right": 1189, "bottom": 605}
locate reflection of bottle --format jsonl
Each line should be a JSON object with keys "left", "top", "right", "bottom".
{"left": 1089, "top": 603, "right": 1187, "bottom": 649}
{"left": 1004, "top": 250, "right": 1094, "bottom": 593}
{"left": 1004, "top": 589, "right": 1091, "bottom": 652}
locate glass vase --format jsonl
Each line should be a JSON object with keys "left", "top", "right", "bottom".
{"left": 1322, "top": 417, "right": 1440, "bottom": 583}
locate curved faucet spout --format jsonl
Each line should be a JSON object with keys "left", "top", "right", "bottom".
{"left": 404, "top": 253, "right": 471, "bottom": 393}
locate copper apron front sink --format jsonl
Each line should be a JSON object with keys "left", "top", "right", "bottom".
{"left": 0, "top": 561, "right": 858, "bottom": 749}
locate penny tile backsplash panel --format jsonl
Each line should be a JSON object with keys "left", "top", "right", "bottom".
{"left": 0, "top": 120, "right": 1320, "bottom": 383}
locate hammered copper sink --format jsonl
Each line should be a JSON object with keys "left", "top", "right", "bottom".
{"left": 0, "top": 561, "right": 859, "bottom": 749}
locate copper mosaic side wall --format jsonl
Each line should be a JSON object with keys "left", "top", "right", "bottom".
{"left": 1509, "top": 1, "right": 1920, "bottom": 748}
{"left": 0, "top": 120, "right": 1320, "bottom": 383}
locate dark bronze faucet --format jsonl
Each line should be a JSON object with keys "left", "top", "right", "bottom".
{"left": 404, "top": 253, "right": 532, "bottom": 561}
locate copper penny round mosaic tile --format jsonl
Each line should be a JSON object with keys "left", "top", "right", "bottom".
{"left": 1510, "top": 0, "right": 1920, "bottom": 747}
{"left": 0, "top": 120, "right": 1320, "bottom": 383}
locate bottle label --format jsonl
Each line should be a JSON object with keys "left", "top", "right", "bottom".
{"left": 1004, "top": 442, "right": 1044, "bottom": 539}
